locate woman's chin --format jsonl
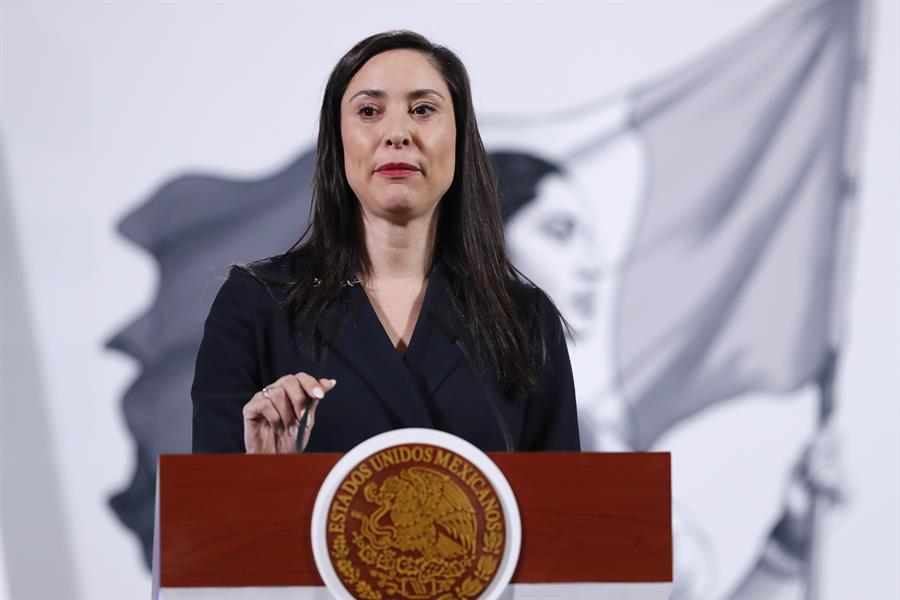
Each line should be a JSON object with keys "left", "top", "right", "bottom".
{"left": 382, "top": 196, "right": 415, "bottom": 213}
{"left": 376, "top": 194, "right": 438, "bottom": 221}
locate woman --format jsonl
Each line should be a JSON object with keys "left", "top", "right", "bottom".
{"left": 491, "top": 151, "right": 601, "bottom": 340}
{"left": 191, "top": 30, "right": 580, "bottom": 454}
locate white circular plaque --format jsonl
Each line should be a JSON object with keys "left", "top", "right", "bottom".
{"left": 311, "top": 428, "right": 522, "bottom": 600}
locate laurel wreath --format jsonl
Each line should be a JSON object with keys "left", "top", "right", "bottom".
{"left": 330, "top": 525, "right": 505, "bottom": 599}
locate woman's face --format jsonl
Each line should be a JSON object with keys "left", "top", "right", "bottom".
{"left": 341, "top": 49, "right": 456, "bottom": 224}
{"left": 505, "top": 173, "right": 601, "bottom": 337}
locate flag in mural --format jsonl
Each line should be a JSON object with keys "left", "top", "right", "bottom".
{"left": 106, "top": 153, "right": 317, "bottom": 563}
{"left": 615, "top": 0, "right": 866, "bottom": 451}
{"left": 107, "top": 3, "right": 868, "bottom": 599}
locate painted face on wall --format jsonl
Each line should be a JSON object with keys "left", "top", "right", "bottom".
{"left": 505, "top": 172, "right": 601, "bottom": 338}
{"left": 340, "top": 48, "right": 457, "bottom": 225}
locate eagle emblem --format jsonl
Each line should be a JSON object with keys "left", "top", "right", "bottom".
{"left": 356, "top": 467, "right": 477, "bottom": 561}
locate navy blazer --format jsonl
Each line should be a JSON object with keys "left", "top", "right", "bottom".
{"left": 191, "top": 252, "right": 580, "bottom": 453}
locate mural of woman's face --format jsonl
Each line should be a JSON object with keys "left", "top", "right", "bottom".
{"left": 505, "top": 173, "right": 600, "bottom": 338}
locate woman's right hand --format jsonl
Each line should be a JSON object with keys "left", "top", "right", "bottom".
{"left": 242, "top": 373, "right": 337, "bottom": 453}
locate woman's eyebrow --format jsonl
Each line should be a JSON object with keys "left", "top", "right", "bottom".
{"left": 347, "top": 88, "right": 446, "bottom": 102}
{"left": 408, "top": 88, "right": 445, "bottom": 101}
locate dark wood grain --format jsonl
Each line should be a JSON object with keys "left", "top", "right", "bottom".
{"left": 500, "top": 452, "right": 671, "bottom": 583}
{"left": 159, "top": 452, "right": 670, "bottom": 587}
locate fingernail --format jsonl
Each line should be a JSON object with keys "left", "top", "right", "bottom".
{"left": 276, "top": 425, "right": 284, "bottom": 436}
{"left": 329, "top": 379, "right": 337, "bottom": 388}
{"left": 312, "top": 387, "right": 325, "bottom": 399}
{"left": 289, "top": 425, "right": 299, "bottom": 439}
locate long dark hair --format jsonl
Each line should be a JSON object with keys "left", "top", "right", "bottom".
{"left": 491, "top": 151, "right": 565, "bottom": 222}
{"left": 275, "top": 30, "right": 562, "bottom": 397}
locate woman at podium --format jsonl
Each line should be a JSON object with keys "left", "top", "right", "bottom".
{"left": 191, "top": 30, "right": 580, "bottom": 455}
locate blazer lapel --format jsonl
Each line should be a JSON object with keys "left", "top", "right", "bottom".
{"left": 402, "top": 260, "right": 468, "bottom": 403}
{"left": 315, "top": 275, "right": 436, "bottom": 429}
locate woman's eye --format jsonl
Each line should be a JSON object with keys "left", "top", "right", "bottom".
{"left": 356, "top": 104, "right": 434, "bottom": 119}
{"left": 412, "top": 104, "right": 436, "bottom": 116}
{"left": 358, "top": 105, "right": 378, "bottom": 118}
{"left": 541, "top": 218, "right": 575, "bottom": 242}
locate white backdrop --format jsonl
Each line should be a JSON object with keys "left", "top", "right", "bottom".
{"left": 0, "top": 1, "right": 897, "bottom": 598}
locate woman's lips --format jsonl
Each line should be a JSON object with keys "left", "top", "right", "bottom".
{"left": 571, "top": 290, "right": 596, "bottom": 317}
{"left": 377, "top": 168, "right": 419, "bottom": 177}
{"left": 375, "top": 162, "right": 420, "bottom": 177}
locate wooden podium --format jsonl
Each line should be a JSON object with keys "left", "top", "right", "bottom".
{"left": 153, "top": 452, "right": 672, "bottom": 599}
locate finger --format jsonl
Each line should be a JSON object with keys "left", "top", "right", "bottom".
{"left": 265, "top": 386, "right": 296, "bottom": 433}
{"left": 246, "top": 394, "right": 284, "bottom": 433}
{"left": 242, "top": 392, "right": 263, "bottom": 421}
{"left": 242, "top": 393, "right": 279, "bottom": 454}
{"left": 246, "top": 422, "right": 279, "bottom": 454}
{"left": 275, "top": 424, "right": 299, "bottom": 454}
{"left": 242, "top": 393, "right": 276, "bottom": 425}
{"left": 245, "top": 388, "right": 289, "bottom": 432}
{"left": 296, "top": 372, "right": 328, "bottom": 403}
{"left": 274, "top": 375, "right": 307, "bottom": 422}
{"left": 290, "top": 373, "right": 334, "bottom": 451}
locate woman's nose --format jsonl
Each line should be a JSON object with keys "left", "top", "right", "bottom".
{"left": 383, "top": 109, "right": 412, "bottom": 148}
{"left": 576, "top": 261, "right": 602, "bottom": 282}
{"left": 576, "top": 235, "right": 603, "bottom": 282}
{"left": 386, "top": 135, "right": 410, "bottom": 148}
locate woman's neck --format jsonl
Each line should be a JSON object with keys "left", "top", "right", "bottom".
{"left": 360, "top": 210, "right": 437, "bottom": 283}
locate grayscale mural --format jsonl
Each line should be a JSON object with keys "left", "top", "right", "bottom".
{"left": 105, "top": 2, "right": 867, "bottom": 597}
{"left": 3, "top": 0, "right": 883, "bottom": 598}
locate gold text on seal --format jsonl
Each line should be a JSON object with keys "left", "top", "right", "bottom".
{"left": 326, "top": 444, "right": 507, "bottom": 599}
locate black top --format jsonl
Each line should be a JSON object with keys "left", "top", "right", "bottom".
{"left": 191, "top": 252, "right": 580, "bottom": 453}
